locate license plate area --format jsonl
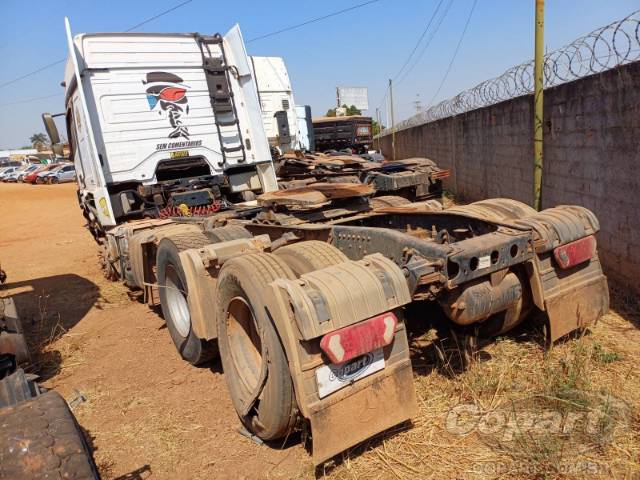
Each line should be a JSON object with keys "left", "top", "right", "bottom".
{"left": 315, "top": 348, "right": 385, "bottom": 399}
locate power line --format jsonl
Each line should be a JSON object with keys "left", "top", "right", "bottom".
{"left": 427, "top": 0, "right": 478, "bottom": 107}
{"left": 374, "top": 0, "right": 451, "bottom": 116}
{"left": 0, "top": 0, "right": 196, "bottom": 89}
{"left": 124, "top": 0, "right": 193, "bottom": 32}
{"left": 0, "top": 59, "right": 65, "bottom": 89}
{"left": 392, "top": 0, "right": 446, "bottom": 81}
{"left": 246, "top": 0, "right": 382, "bottom": 43}
{"left": 0, "top": 93, "right": 63, "bottom": 109}
{"left": 395, "top": 0, "right": 454, "bottom": 86}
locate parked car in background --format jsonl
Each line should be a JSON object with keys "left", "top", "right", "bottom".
{"left": 35, "top": 164, "right": 64, "bottom": 184}
{"left": 24, "top": 164, "right": 55, "bottom": 184}
{"left": 6, "top": 163, "right": 42, "bottom": 182}
{"left": 43, "top": 164, "right": 75, "bottom": 184}
{"left": 14, "top": 163, "right": 43, "bottom": 182}
{"left": 3, "top": 164, "right": 30, "bottom": 182}
{"left": 0, "top": 166, "right": 20, "bottom": 181}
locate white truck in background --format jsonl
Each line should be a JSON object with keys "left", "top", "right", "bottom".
{"left": 250, "top": 56, "right": 314, "bottom": 152}
{"left": 295, "top": 104, "right": 314, "bottom": 151}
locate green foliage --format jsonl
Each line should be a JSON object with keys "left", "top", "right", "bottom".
{"left": 29, "top": 133, "right": 48, "bottom": 149}
{"left": 592, "top": 342, "right": 621, "bottom": 364}
{"left": 325, "top": 104, "right": 362, "bottom": 117}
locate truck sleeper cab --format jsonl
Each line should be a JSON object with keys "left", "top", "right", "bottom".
{"left": 250, "top": 56, "right": 301, "bottom": 153}
{"left": 48, "top": 19, "right": 278, "bottom": 239}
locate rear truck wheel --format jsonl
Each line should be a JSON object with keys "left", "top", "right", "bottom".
{"left": 205, "top": 225, "right": 253, "bottom": 243}
{"left": 157, "top": 232, "right": 217, "bottom": 365}
{"left": 216, "top": 253, "right": 298, "bottom": 440}
{"left": 274, "top": 240, "right": 347, "bottom": 276}
{"left": 370, "top": 195, "right": 411, "bottom": 209}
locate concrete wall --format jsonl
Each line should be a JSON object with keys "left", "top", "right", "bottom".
{"left": 379, "top": 61, "right": 640, "bottom": 293}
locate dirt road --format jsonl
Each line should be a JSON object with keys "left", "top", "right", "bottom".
{"left": 2, "top": 182, "right": 638, "bottom": 480}
{"left": 0, "top": 183, "right": 309, "bottom": 479}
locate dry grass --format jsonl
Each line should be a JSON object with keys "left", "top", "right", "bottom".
{"left": 316, "top": 289, "right": 640, "bottom": 480}
{"left": 24, "top": 288, "right": 91, "bottom": 379}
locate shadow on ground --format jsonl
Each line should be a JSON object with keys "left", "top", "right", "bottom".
{"left": 0, "top": 274, "right": 99, "bottom": 381}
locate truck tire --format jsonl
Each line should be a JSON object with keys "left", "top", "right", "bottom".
{"left": 274, "top": 240, "right": 347, "bottom": 276}
{"left": 216, "top": 253, "right": 298, "bottom": 440}
{"left": 205, "top": 225, "right": 253, "bottom": 243}
{"left": 371, "top": 195, "right": 411, "bottom": 209}
{"left": 157, "top": 232, "right": 218, "bottom": 365}
{"left": 0, "top": 391, "right": 99, "bottom": 480}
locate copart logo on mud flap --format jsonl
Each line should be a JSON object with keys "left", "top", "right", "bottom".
{"left": 143, "top": 71, "right": 190, "bottom": 139}
{"left": 328, "top": 352, "right": 375, "bottom": 382}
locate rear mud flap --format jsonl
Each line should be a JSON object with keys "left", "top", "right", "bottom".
{"left": 545, "top": 275, "right": 609, "bottom": 342}
{"left": 309, "top": 361, "right": 417, "bottom": 465}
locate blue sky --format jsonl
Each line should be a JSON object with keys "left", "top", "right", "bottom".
{"left": 0, "top": 0, "right": 636, "bottom": 148}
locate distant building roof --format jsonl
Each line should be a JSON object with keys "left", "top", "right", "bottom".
{"left": 0, "top": 149, "right": 39, "bottom": 158}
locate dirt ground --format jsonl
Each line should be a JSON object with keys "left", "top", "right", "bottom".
{"left": 1, "top": 182, "right": 638, "bottom": 480}
{"left": 0, "top": 182, "right": 310, "bottom": 480}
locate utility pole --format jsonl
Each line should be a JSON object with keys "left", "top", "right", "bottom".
{"left": 389, "top": 78, "right": 396, "bottom": 161}
{"left": 375, "top": 107, "right": 382, "bottom": 151}
{"left": 413, "top": 94, "right": 422, "bottom": 114}
{"left": 533, "top": 0, "right": 544, "bottom": 210}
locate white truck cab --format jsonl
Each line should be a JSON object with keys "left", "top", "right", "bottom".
{"left": 44, "top": 19, "right": 278, "bottom": 237}
{"left": 249, "top": 56, "right": 301, "bottom": 152}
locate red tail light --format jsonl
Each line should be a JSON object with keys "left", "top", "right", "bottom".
{"left": 553, "top": 235, "right": 596, "bottom": 269}
{"left": 320, "top": 312, "right": 397, "bottom": 364}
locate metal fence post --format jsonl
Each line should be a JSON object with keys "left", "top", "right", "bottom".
{"left": 533, "top": 0, "right": 545, "bottom": 211}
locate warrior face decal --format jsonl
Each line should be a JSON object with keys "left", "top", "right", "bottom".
{"left": 143, "top": 72, "right": 190, "bottom": 139}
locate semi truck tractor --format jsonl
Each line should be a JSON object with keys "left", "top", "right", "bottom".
{"left": 250, "top": 56, "right": 301, "bottom": 153}
{"left": 43, "top": 19, "right": 609, "bottom": 465}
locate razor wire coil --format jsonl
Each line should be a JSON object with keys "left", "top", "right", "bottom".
{"left": 387, "top": 10, "right": 640, "bottom": 132}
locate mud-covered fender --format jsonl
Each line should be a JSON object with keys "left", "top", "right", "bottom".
{"left": 262, "top": 253, "right": 418, "bottom": 465}
{"left": 177, "top": 235, "right": 272, "bottom": 340}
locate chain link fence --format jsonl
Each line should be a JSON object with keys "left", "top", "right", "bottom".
{"left": 385, "top": 10, "right": 640, "bottom": 133}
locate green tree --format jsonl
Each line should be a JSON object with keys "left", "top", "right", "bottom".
{"left": 29, "top": 133, "right": 48, "bottom": 150}
{"left": 372, "top": 120, "right": 384, "bottom": 136}
{"left": 325, "top": 104, "right": 362, "bottom": 117}
{"left": 345, "top": 104, "right": 361, "bottom": 116}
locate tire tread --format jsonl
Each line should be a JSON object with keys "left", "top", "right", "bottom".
{"left": 274, "top": 241, "right": 347, "bottom": 275}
